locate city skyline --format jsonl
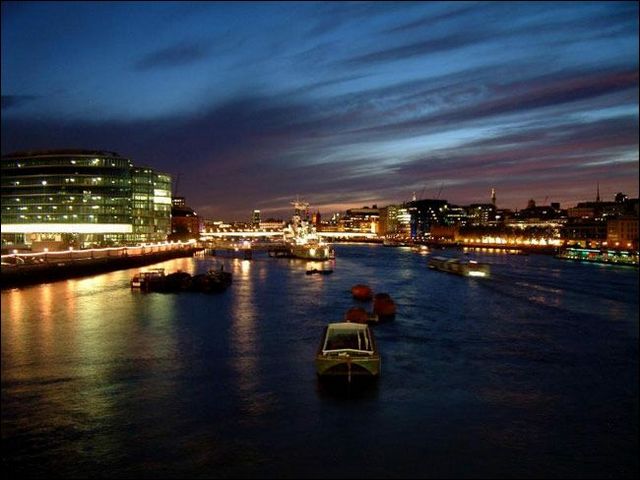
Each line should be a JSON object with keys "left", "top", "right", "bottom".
{"left": 2, "top": 1, "right": 638, "bottom": 219}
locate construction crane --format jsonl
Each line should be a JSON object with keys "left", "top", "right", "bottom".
{"left": 173, "top": 172, "right": 182, "bottom": 197}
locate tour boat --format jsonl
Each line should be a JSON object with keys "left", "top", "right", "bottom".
{"left": 315, "top": 322, "right": 380, "bottom": 382}
{"left": 428, "top": 256, "right": 490, "bottom": 277}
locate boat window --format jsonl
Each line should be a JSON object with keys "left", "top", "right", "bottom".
{"left": 326, "top": 332, "right": 360, "bottom": 350}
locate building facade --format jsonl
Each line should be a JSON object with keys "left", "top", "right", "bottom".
{"left": 607, "top": 217, "right": 639, "bottom": 250}
{"left": 1, "top": 149, "right": 172, "bottom": 249}
{"left": 406, "top": 199, "right": 449, "bottom": 238}
{"left": 170, "top": 196, "right": 201, "bottom": 241}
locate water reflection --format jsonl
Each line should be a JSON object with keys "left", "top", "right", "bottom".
{"left": 2, "top": 290, "right": 28, "bottom": 369}
{"left": 1, "top": 246, "right": 637, "bottom": 478}
{"left": 229, "top": 259, "right": 262, "bottom": 415}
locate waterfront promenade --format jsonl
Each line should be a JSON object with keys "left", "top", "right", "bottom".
{"left": 1, "top": 241, "right": 198, "bottom": 289}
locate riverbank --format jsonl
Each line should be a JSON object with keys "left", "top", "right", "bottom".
{"left": 1, "top": 248, "right": 199, "bottom": 289}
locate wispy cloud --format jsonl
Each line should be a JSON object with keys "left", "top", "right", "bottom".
{"left": 133, "top": 41, "right": 211, "bottom": 71}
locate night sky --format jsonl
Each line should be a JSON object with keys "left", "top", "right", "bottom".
{"left": 2, "top": 1, "right": 638, "bottom": 220}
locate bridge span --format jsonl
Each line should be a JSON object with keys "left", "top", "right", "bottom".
{"left": 200, "top": 231, "right": 378, "bottom": 240}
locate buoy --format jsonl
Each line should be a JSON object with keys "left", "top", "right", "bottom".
{"left": 345, "top": 307, "right": 369, "bottom": 323}
{"left": 351, "top": 284, "right": 373, "bottom": 301}
{"left": 373, "top": 293, "right": 396, "bottom": 319}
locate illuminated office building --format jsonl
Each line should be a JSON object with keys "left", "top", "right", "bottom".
{"left": 252, "top": 209, "right": 261, "bottom": 228}
{"left": 1, "top": 149, "right": 171, "bottom": 249}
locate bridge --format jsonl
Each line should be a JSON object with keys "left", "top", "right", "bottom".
{"left": 200, "top": 230, "right": 379, "bottom": 240}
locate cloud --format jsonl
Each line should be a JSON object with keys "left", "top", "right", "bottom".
{"left": 133, "top": 41, "right": 211, "bottom": 71}
{"left": 344, "top": 31, "right": 490, "bottom": 66}
{"left": 2, "top": 66, "right": 637, "bottom": 219}
{"left": 382, "top": 3, "right": 479, "bottom": 34}
{"left": 1, "top": 95, "right": 39, "bottom": 110}
{"left": 345, "top": 68, "right": 639, "bottom": 141}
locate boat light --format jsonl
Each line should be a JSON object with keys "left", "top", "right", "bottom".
{"left": 468, "top": 271, "right": 486, "bottom": 277}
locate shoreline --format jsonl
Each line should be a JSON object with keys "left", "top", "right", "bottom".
{"left": 1, "top": 248, "right": 199, "bottom": 289}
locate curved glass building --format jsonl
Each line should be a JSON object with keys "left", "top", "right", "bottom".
{"left": 1, "top": 149, "right": 171, "bottom": 249}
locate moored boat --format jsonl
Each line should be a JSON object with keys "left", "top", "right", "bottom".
{"left": 306, "top": 267, "right": 333, "bottom": 275}
{"left": 556, "top": 247, "right": 639, "bottom": 267}
{"left": 428, "top": 256, "right": 490, "bottom": 277}
{"left": 315, "top": 322, "right": 380, "bottom": 382}
{"left": 131, "top": 268, "right": 232, "bottom": 293}
{"left": 284, "top": 199, "right": 335, "bottom": 260}
{"left": 207, "top": 266, "right": 233, "bottom": 288}
{"left": 130, "top": 268, "right": 165, "bottom": 290}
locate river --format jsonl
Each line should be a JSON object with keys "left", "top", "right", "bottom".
{"left": 2, "top": 244, "right": 638, "bottom": 478}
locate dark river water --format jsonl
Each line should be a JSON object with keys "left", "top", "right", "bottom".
{"left": 2, "top": 244, "right": 638, "bottom": 478}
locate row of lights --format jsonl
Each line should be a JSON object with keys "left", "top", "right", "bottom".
{"left": 3, "top": 239, "right": 197, "bottom": 258}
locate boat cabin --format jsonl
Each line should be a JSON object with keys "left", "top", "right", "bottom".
{"left": 321, "top": 322, "right": 375, "bottom": 355}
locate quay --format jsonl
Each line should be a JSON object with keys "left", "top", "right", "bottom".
{"left": 1, "top": 241, "right": 199, "bottom": 289}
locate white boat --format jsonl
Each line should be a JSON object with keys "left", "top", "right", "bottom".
{"left": 428, "top": 256, "right": 490, "bottom": 277}
{"left": 315, "top": 322, "right": 380, "bottom": 382}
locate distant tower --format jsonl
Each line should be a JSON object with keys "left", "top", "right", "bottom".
{"left": 252, "top": 209, "right": 261, "bottom": 228}
{"left": 596, "top": 182, "right": 601, "bottom": 203}
{"left": 313, "top": 209, "right": 321, "bottom": 226}
{"left": 491, "top": 187, "right": 496, "bottom": 207}
{"left": 412, "top": 191, "right": 417, "bottom": 202}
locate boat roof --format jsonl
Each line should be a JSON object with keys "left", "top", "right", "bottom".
{"left": 326, "top": 322, "right": 369, "bottom": 332}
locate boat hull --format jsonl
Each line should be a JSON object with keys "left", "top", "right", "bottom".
{"left": 315, "top": 354, "right": 380, "bottom": 378}
{"left": 289, "top": 244, "right": 333, "bottom": 260}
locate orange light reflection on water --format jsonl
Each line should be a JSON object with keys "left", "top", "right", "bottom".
{"left": 230, "top": 259, "right": 268, "bottom": 415}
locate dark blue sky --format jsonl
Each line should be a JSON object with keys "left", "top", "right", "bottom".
{"left": 2, "top": 1, "right": 638, "bottom": 220}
